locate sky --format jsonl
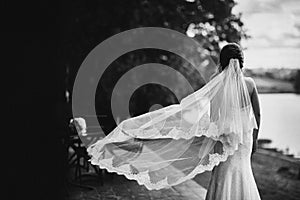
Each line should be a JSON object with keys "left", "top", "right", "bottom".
{"left": 232, "top": 0, "right": 300, "bottom": 69}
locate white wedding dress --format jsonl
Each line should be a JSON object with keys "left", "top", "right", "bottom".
{"left": 205, "top": 109, "right": 261, "bottom": 200}
{"left": 87, "top": 59, "right": 261, "bottom": 199}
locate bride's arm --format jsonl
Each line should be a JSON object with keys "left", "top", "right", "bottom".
{"left": 250, "top": 79, "right": 261, "bottom": 154}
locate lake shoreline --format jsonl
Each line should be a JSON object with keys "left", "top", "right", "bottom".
{"left": 194, "top": 148, "right": 300, "bottom": 200}
{"left": 257, "top": 93, "right": 300, "bottom": 157}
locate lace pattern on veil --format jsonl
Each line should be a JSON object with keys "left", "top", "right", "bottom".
{"left": 87, "top": 59, "right": 258, "bottom": 190}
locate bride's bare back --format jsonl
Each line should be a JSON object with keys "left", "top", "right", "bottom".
{"left": 244, "top": 77, "right": 261, "bottom": 131}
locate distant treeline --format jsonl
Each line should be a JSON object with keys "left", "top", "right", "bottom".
{"left": 244, "top": 68, "right": 300, "bottom": 94}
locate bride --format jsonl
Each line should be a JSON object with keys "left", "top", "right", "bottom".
{"left": 204, "top": 43, "right": 261, "bottom": 200}
{"left": 87, "top": 43, "right": 261, "bottom": 200}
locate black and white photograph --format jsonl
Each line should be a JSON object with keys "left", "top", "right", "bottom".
{"left": 5, "top": 0, "right": 300, "bottom": 200}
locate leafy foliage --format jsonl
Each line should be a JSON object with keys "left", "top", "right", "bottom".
{"left": 60, "top": 0, "right": 249, "bottom": 132}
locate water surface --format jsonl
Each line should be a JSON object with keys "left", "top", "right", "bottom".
{"left": 259, "top": 93, "right": 300, "bottom": 157}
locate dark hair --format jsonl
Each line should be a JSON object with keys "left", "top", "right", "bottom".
{"left": 219, "top": 43, "right": 244, "bottom": 71}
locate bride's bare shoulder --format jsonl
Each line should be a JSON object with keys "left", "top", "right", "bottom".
{"left": 243, "top": 76, "right": 256, "bottom": 94}
{"left": 244, "top": 76, "right": 255, "bottom": 84}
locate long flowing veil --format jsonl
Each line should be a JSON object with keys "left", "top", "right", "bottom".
{"left": 87, "top": 59, "right": 258, "bottom": 190}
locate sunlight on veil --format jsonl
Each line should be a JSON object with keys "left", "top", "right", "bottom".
{"left": 87, "top": 59, "right": 258, "bottom": 190}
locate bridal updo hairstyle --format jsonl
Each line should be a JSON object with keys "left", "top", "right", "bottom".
{"left": 219, "top": 43, "right": 244, "bottom": 71}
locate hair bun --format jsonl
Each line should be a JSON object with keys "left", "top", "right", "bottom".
{"left": 220, "top": 43, "right": 244, "bottom": 71}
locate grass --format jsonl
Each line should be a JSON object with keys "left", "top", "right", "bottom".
{"left": 193, "top": 149, "right": 300, "bottom": 200}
